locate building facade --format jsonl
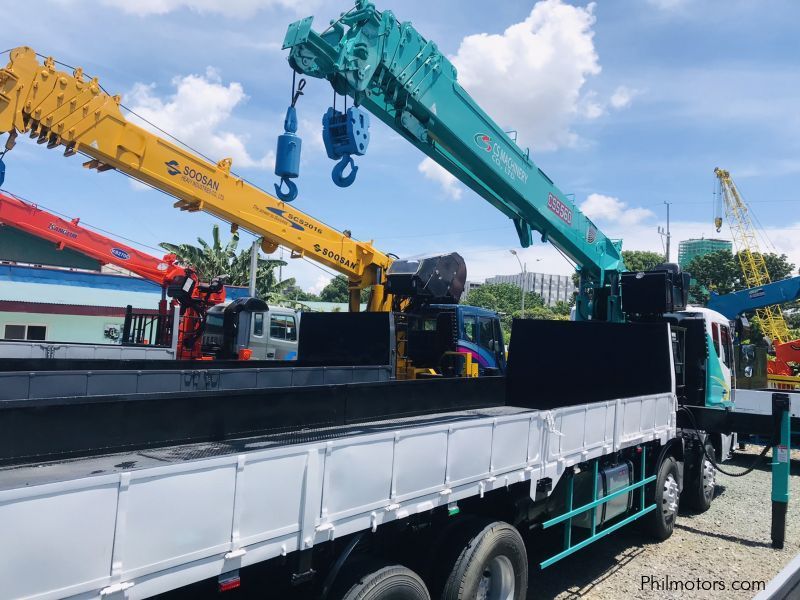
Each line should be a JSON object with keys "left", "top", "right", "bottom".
{"left": 484, "top": 272, "right": 576, "bottom": 306}
{"left": 677, "top": 238, "right": 732, "bottom": 269}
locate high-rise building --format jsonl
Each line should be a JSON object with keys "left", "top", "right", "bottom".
{"left": 484, "top": 272, "right": 576, "bottom": 306}
{"left": 677, "top": 238, "right": 732, "bottom": 269}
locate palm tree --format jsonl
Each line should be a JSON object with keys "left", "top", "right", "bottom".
{"left": 160, "top": 225, "right": 295, "bottom": 302}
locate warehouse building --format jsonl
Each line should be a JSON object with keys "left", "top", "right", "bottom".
{"left": 484, "top": 272, "right": 576, "bottom": 306}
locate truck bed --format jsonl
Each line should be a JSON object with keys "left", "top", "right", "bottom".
{"left": 0, "top": 392, "right": 676, "bottom": 600}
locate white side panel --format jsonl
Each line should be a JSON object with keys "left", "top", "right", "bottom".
{"left": 735, "top": 389, "right": 800, "bottom": 418}
{"left": 322, "top": 438, "right": 394, "bottom": 520}
{"left": 446, "top": 423, "right": 493, "bottom": 486}
{"left": 120, "top": 463, "right": 237, "bottom": 579}
{"left": 238, "top": 451, "right": 308, "bottom": 545}
{"left": 393, "top": 429, "right": 448, "bottom": 500}
{"left": 0, "top": 393, "right": 677, "bottom": 600}
{"left": 0, "top": 480, "right": 118, "bottom": 600}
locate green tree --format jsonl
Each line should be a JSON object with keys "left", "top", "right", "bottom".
{"left": 572, "top": 249, "right": 667, "bottom": 288}
{"left": 464, "top": 282, "right": 567, "bottom": 341}
{"left": 319, "top": 275, "right": 371, "bottom": 304}
{"left": 160, "top": 224, "right": 294, "bottom": 302}
{"left": 686, "top": 250, "right": 796, "bottom": 304}
{"left": 621, "top": 250, "right": 665, "bottom": 272}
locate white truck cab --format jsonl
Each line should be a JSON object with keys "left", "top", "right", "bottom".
{"left": 203, "top": 297, "right": 300, "bottom": 360}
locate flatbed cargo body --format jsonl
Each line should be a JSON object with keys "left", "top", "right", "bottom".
{"left": 0, "top": 391, "right": 676, "bottom": 600}
{"left": 0, "top": 319, "right": 715, "bottom": 600}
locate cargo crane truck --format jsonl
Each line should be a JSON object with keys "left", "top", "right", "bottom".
{"left": 0, "top": 8, "right": 794, "bottom": 600}
{"left": 0, "top": 190, "right": 305, "bottom": 362}
{"left": 0, "top": 190, "right": 227, "bottom": 359}
{"left": 0, "top": 47, "right": 505, "bottom": 376}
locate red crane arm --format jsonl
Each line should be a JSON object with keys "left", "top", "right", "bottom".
{"left": 0, "top": 191, "right": 182, "bottom": 284}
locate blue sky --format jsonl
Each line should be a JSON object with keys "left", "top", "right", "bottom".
{"left": 3, "top": 0, "right": 799, "bottom": 292}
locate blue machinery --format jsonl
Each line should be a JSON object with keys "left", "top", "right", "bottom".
{"left": 283, "top": 0, "right": 794, "bottom": 563}
{"left": 709, "top": 276, "right": 800, "bottom": 321}
{"left": 282, "top": 1, "right": 624, "bottom": 322}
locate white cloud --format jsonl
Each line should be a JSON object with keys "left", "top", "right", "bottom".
{"left": 580, "top": 193, "right": 655, "bottom": 226}
{"left": 127, "top": 67, "right": 273, "bottom": 170}
{"left": 646, "top": 0, "right": 690, "bottom": 11}
{"left": 87, "top": 0, "right": 317, "bottom": 18}
{"left": 609, "top": 85, "right": 639, "bottom": 109}
{"left": 128, "top": 179, "right": 152, "bottom": 192}
{"left": 450, "top": 0, "right": 601, "bottom": 151}
{"left": 454, "top": 219, "right": 800, "bottom": 284}
{"left": 418, "top": 158, "right": 463, "bottom": 200}
{"left": 309, "top": 274, "right": 332, "bottom": 295}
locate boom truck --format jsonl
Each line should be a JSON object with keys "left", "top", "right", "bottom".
{"left": 0, "top": 191, "right": 226, "bottom": 359}
{"left": 0, "top": 46, "right": 505, "bottom": 376}
{"left": 0, "top": 190, "right": 305, "bottom": 362}
{"left": 0, "top": 7, "right": 794, "bottom": 600}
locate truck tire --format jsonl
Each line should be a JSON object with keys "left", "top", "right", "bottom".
{"left": 684, "top": 439, "right": 716, "bottom": 513}
{"left": 643, "top": 456, "right": 680, "bottom": 541}
{"left": 333, "top": 563, "right": 430, "bottom": 600}
{"left": 440, "top": 521, "right": 527, "bottom": 600}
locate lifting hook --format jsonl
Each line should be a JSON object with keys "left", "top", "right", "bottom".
{"left": 331, "top": 155, "right": 358, "bottom": 188}
{"left": 275, "top": 177, "right": 299, "bottom": 202}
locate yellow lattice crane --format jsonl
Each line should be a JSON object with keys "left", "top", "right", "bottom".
{"left": 714, "top": 167, "right": 791, "bottom": 344}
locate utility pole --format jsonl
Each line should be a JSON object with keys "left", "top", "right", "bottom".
{"left": 248, "top": 239, "right": 260, "bottom": 297}
{"left": 658, "top": 201, "right": 672, "bottom": 262}
{"left": 510, "top": 249, "right": 526, "bottom": 318}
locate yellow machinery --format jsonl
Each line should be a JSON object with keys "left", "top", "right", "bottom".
{"left": 0, "top": 47, "right": 392, "bottom": 312}
{"left": 0, "top": 47, "right": 483, "bottom": 378}
{"left": 714, "top": 167, "right": 792, "bottom": 345}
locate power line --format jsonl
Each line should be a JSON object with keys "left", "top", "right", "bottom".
{"left": 0, "top": 187, "right": 166, "bottom": 254}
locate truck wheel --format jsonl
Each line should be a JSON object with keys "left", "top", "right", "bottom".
{"left": 333, "top": 563, "right": 430, "bottom": 600}
{"left": 643, "top": 456, "right": 680, "bottom": 541}
{"left": 684, "top": 440, "right": 716, "bottom": 513}
{"left": 440, "top": 521, "right": 527, "bottom": 600}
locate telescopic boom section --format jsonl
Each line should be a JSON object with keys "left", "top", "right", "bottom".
{"left": 0, "top": 47, "right": 392, "bottom": 311}
{"left": 0, "top": 191, "right": 183, "bottom": 284}
{"left": 284, "top": 1, "right": 624, "bottom": 320}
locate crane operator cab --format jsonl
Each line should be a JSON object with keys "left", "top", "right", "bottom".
{"left": 386, "top": 253, "right": 506, "bottom": 378}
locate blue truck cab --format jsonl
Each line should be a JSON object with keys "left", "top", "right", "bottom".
{"left": 405, "top": 304, "right": 507, "bottom": 376}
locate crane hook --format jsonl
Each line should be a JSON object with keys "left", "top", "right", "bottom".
{"left": 274, "top": 177, "right": 299, "bottom": 202}
{"left": 331, "top": 154, "right": 358, "bottom": 188}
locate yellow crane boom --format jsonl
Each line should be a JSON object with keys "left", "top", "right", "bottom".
{"left": 714, "top": 167, "right": 791, "bottom": 344}
{"left": 0, "top": 46, "right": 391, "bottom": 311}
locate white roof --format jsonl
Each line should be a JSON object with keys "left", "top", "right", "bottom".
{"left": 0, "top": 281, "right": 161, "bottom": 310}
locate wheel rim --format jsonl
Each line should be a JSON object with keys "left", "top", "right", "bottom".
{"left": 702, "top": 455, "right": 716, "bottom": 499}
{"left": 662, "top": 474, "right": 679, "bottom": 520}
{"left": 477, "top": 555, "right": 515, "bottom": 600}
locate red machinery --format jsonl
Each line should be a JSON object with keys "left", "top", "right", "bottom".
{"left": 0, "top": 191, "right": 225, "bottom": 358}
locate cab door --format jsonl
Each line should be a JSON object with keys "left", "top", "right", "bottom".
{"left": 706, "top": 320, "right": 733, "bottom": 407}
{"left": 267, "top": 312, "right": 299, "bottom": 360}
{"left": 248, "top": 311, "right": 269, "bottom": 359}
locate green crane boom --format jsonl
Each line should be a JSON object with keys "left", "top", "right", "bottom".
{"left": 283, "top": 1, "right": 624, "bottom": 321}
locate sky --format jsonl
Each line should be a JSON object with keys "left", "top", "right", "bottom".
{"left": 2, "top": 0, "right": 799, "bottom": 294}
